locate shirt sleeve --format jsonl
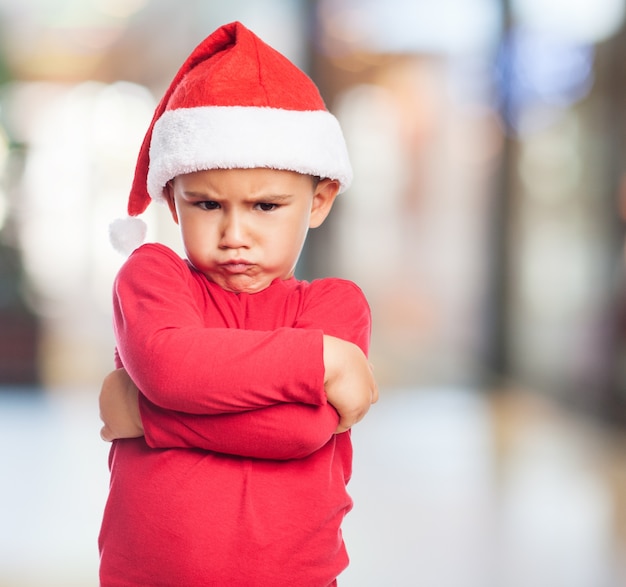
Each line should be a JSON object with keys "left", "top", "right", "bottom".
{"left": 138, "top": 395, "right": 340, "bottom": 459}
{"left": 113, "top": 244, "right": 327, "bottom": 415}
{"left": 294, "top": 278, "right": 372, "bottom": 357}
{"left": 135, "top": 274, "right": 372, "bottom": 458}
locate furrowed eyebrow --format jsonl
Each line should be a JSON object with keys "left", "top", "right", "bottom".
{"left": 181, "top": 191, "right": 216, "bottom": 200}
{"left": 181, "top": 191, "right": 293, "bottom": 202}
{"left": 250, "top": 194, "right": 293, "bottom": 202}
{"left": 183, "top": 191, "right": 293, "bottom": 204}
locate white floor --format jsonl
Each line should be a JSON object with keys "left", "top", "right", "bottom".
{"left": 0, "top": 388, "right": 110, "bottom": 587}
{"left": 1, "top": 386, "right": 624, "bottom": 587}
{"left": 342, "top": 388, "right": 624, "bottom": 587}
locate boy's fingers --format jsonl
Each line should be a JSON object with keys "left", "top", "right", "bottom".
{"left": 338, "top": 405, "right": 370, "bottom": 432}
{"left": 368, "top": 362, "right": 379, "bottom": 404}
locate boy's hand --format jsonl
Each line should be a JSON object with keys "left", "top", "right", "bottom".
{"left": 99, "top": 368, "right": 144, "bottom": 441}
{"left": 323, "top": 335, "right": 378, "bottom": 433}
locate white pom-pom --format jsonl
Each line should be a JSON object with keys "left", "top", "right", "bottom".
{"left": 109, "top": 217, "right": 148, "bottom": 256}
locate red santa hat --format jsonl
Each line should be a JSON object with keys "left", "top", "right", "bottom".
{"left": 110, "top": 21, "right": 352, "bottom": 255}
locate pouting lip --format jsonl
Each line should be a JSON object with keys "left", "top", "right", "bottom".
{"left": 220, "top": 260, "right": 253, "bottom": 274}
{"left": 220, "top": 259, "right": 252, "bottom": 266}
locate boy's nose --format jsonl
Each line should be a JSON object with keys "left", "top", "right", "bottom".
{"left": 219, "top": 212, "right": 248, "bottom": 248}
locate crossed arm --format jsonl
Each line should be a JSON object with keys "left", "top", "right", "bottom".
{"left": 100, "top": 333, "right": 375, "bottom": 458}
{"left": 99, "top": 244, "right": 378, "bottom": 459}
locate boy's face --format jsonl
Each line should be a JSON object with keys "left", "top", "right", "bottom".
{"left": 165, "top": 168, "right": 339, "bottom": 294}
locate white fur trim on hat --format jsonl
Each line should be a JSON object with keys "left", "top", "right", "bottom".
{"left": 147, "top": 106, "right": 353, "bottom": 202}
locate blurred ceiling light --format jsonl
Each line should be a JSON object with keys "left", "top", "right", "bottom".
{"left": 318, "top": 0, "right": 501, "bottom": 55}
{"left": 93, "top": 0, "right": 149, "bottom": 19}
{"left": 0, "top": 0, "right": 137, "bottom": 80}
{"left": 495, "top": 28, "right": 594, "bottom": 133}
{"left": 512, "top": 0, "right": 625, "bottom": 43}
{"left": 59, "top": 25, "right": 125, "bottom": 51}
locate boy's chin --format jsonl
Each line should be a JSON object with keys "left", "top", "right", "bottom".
{"left": 206, "top": 273, "right": 279, "bottom": 295}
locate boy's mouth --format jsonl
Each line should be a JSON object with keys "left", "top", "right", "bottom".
{"left": 221, "top": 261, "right": 252, "bottom": 274}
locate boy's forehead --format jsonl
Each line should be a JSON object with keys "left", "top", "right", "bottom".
{"left": 172, "top": 167, "right": 314, "bottom": 187}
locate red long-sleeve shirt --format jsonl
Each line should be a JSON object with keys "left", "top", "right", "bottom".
{"left": 98, "top": 244, "right": 371, "bottom": 586}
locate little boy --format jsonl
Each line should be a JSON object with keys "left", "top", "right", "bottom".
{"left": 98, "top": 22, "right": 377, "bottom": 586}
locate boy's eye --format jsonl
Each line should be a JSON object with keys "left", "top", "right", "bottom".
{"left": 197, "top": 201, "right": 220, "bottom": 210}
{"left": 256, "top": 202, "right": 277, "bottom": 212}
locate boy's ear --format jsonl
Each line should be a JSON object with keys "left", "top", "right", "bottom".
{"left": 165, "top": 181, "right": 180, "bottom": 224}
{"left": 309, "top": 179, "right": 340, "bottom": 228}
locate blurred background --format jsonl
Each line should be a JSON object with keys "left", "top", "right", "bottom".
{"left": 2, "top": 0, "right": 626, "bottom": 585}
